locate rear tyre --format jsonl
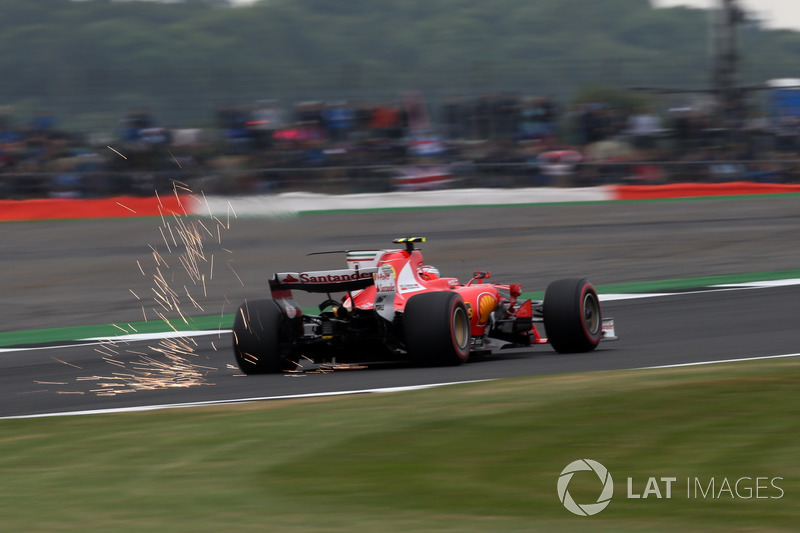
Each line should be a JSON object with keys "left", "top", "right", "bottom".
{"left": 232, "top": 299, "right": 287, "bottom": 374}
{"left": 543, "top": 278, "right": 602, "bottom": 353}
{"left": 404, "top": 291, "right": 471, "bottom": 366}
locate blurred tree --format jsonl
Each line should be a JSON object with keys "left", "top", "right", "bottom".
{"left": 0, "top": 0, "right": 796, "bottom": 130}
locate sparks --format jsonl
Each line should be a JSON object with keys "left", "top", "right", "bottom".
{"left": 185, "top": 285, "right": 204, "bottom": 311}
{"left": 52, "top": 357, "right": 82, "bottom": 369}
{"left": 202, "top": 191, "right": 213, "bottom": 217}
{"left": 173, "top": 187, "right": 188, "bottom": 217}
{"left": 196, "top": 219, "right": 214, "bottom": 238}
{"left": 167, "top": 223, "right": 178, "bottom": 248}
{"left": 159, "top": 226, "right": 172, "bottom": 253}
{"left": 172, "top": 180, "right": 192, "bottom": 192}
{"left": 168, "top": 150, "right": 182, "bottom": 169}
{"left": 238, "top": 307, "right": 249, "bottom": 330}
{"left": 87, "top": 184, "right": 240, "bottom": 397}
{"left": 116, "top": 202, "right": 136, "bottom": 214}
{"left": 227, "top": 262, "right": 244, "bottom": 287}
{"left": 107, "top": 145, "right": 127, "bottom": 159}
{"left": 110, "top": 323, "right": 129, "bottom": 334}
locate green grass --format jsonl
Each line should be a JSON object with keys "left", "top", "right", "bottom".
{"left": 1, "top": 359, "right": 799, "bottom": 532}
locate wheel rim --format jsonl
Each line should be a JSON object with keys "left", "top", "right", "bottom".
{"left": 583, "top": 292, "right": 600, "bottom": 336}
{"left": 452, "top": 306, "right": 470, "bottom": 352}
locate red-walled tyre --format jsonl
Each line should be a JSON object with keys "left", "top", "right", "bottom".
{"left": 404, "top": 291, "right": 471, "bottom": 366}
{"left": 543, "top": 278, "right": 602, "bottom": 353}
{"left": 232, "top": 299, "right": 287, "bottom": 374}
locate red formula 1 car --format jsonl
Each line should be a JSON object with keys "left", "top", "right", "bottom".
{"left": 233, "top": 237, "right": 616, "bottom": 373}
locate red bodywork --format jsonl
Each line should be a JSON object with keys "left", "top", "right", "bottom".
{"left": 266, "top": 239, "right": 547, "bottom": 353}
{"left": 342, "top": 246, "right": 542, "bottom": 344}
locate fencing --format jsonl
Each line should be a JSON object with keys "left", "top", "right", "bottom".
{"left": 3, "top": 160, "right": 800, "bottom": 201}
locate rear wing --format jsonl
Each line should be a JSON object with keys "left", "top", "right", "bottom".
{"left": 269, "top": 268, "right": 377, "bottom": 294}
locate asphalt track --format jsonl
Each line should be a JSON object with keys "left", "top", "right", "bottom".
{"left": 2, "top": 195, "right": 800, "bottom": 418}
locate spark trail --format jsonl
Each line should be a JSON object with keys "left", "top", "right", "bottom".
{"left": 71, "top": 181, "right": 238, "bottom": 396}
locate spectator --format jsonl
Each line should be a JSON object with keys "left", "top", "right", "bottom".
{"left": 321, "top": 101, "right": 354, "bottom": 143}
{"left": 369, "top": 103, "right": 403, "bottom": 139}
{"left": 250, "top": 100, "right": 286, "bottom": 149}
{"left": 6, "top": 90, "right": 800, "bottom": 199}
{"left": 518, "top": 96, "right": 557, "bottom": 141}
{"left": 627, "top": 107, "right": 662, "bottom": 150}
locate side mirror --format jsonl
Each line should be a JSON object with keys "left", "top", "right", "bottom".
{"left": 469, "top": 271, "right": 491, "bottom": 284}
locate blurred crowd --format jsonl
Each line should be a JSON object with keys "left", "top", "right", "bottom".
{"left": 2, "top": 93, "right": 800, "bottom": 199}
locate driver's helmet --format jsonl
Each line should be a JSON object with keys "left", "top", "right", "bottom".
{"left": 419, "top": 265, "right": 440, "bottom": 280}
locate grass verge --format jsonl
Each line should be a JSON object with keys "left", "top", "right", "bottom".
{"left": 0, "top": 315, "right": 232, "bottom": 348}
{"left": 1, "top": 358, "right": 798, "bottom": 532}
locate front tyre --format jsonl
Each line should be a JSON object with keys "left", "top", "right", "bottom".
{"left": 543, "top": 278, "right": 602, "bottom": 353}
{"left": 232, "top": 299, "right": 287, "bottom": 374}
{"left": 404, "top": 291, "right": 471, "bottom": 366}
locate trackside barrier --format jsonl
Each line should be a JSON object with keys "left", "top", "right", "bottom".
{"left": 201, "top": 187, "right": 613, "bottom": 217}
{"left": 3, "top": 183, "right": 800, "bottom": 221}
{"left": 610, "top": 182, "right": 800, "bottom": 201}
{"left": 0, "top": 195, "right": 188, "bottom": 222}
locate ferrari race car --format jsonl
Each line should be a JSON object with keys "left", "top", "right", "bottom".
{"left": 233, "top": 237, "right": 617, "bottom": 373}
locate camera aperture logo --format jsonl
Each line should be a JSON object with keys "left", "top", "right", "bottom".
{"left": 558, "top": 459, "right": 785, "bottom": 516}
{"left": 557, "top": 459, "right": 614, "bottom": 516}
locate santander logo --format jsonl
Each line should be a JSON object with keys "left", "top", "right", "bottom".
{"left": 299, "top": 271, "right": 373, "bottom": 283}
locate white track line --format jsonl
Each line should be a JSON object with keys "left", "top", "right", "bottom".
{"left": 0, "top": 342, "right": 106, "bottom": 353}
{"left": 0, "top": 380, "right": 493, "bottom": 420}
{"left": 599, "top": 278, "right": 800, "bottom": 302}
{"left": 4, "top": 351, "right": 800, "bottom": 420}
{"left": 640, "top": 352, "right": 800, "bottom": 370}
{"left": 599, "top": 288, "right": 756, "bottom": 301}
{"left": 0, "top": 330, "right": 228, "bottom": 354}
{"left": 82, "top": 330, "right": 228, "bottom": 343}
